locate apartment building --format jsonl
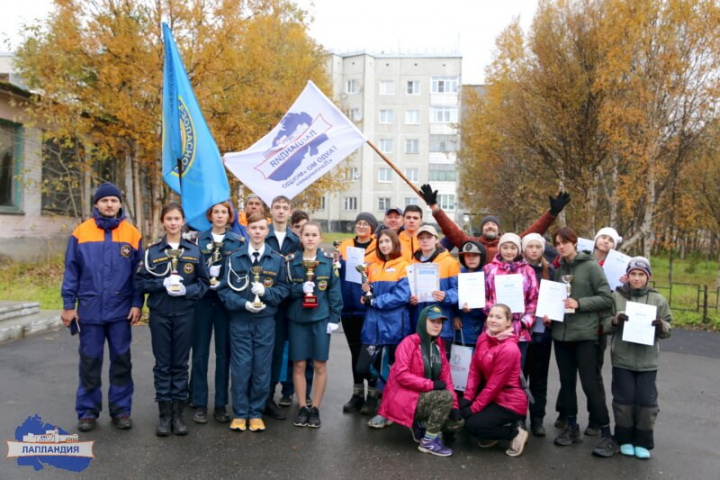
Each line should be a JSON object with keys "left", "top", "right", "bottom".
{"left": 317, "top": 52, "right": 463, "bottom": 232}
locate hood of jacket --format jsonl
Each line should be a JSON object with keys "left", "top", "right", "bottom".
{"left": 559, "top": 250, "right": 595, "bottom": 267}
{"left": 416, "top": 307, "right": 442, "bottom": 381}
{"left": 413, "top": 246, "right": 448, "bottom": 264}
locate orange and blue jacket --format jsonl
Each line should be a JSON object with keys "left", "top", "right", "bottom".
{"left": 362, "top": 256, "right": 411, "bottom": 345}
{"left": 411, "top": 247, "right": 460, "bottom": 341}
{"left": 338, "top": 236, "right": 379, "bottom": 316}
{"left": 61, "top": 209, "right": 143, "bottom": 324}
{"left": 398, "top": 230, "right": 417, "bottom": 263}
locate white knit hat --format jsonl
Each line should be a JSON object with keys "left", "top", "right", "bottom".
{"left": 522, "top": 233, "right": 545, "bottom": 252}
{"left": 594, "top": 227, "right": 622, "bottom": 246}
{"left": 499, "top": 233, "right": 521, "bottom": 252}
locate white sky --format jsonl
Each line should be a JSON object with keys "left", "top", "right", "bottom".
{"left": 1, "top": 0, "right": 538, "bottom": 84}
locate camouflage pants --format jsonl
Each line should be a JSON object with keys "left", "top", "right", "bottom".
{"left": 414, "top": 390, "right": 464, "bottom": 434}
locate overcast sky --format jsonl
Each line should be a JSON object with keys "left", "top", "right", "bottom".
{"left": 1, "top": 0, "right": 539, "bottom": 84}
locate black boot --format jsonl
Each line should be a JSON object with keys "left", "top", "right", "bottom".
{"left": 171, "top": 400, "right": 188, "bottom": 436}
{"left": 361, "top": 391, "right": 379, "bottom": 416}
{"left": 342, "top": 385, "right": 365, "bottom": 413}
{"left": 265, "top": 398, "right": 287, "bottom": 420}
{"left": 156, "top": 402, "right": 172, "bottom": 437}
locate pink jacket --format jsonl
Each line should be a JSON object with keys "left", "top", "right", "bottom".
{"left": 483, "top": 255, "right": 539, "bottom": 342}
{"left": 378, "top": 334, "right": 459, "bottom": 428}
{"left": 463, "top": 331, "right": 528, "bottom": 416}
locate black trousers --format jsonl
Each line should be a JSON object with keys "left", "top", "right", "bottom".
{"left": 554, "top": 340, "right": 609, "bottom": 426}
{"left": 341, "top": 314, "right": 365, "bottom": 385}
{"left": 525, "top": 331, "right": 552, "bottom": 421}
{"left": 612, "top": 367, "right": 659, "bottom": 449}
{"left": 356, "top": 344, "right": 397, "bottom": 386}
{"left": 465, "top": 403, "right": 523, "bottom": 441}
{"left": 149, "top": 312, "right": 193, "bottom": 402}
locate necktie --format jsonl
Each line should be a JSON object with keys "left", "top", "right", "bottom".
{"left": 252, "top": 251, "right": 260, "bottom": 265}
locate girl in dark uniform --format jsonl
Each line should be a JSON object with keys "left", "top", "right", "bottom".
{"left": 136, "top": 203, "right": 209, "bottom": 436}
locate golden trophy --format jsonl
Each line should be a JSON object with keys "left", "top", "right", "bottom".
{"left": 355, "top": 264, "right": 374, "bottom": 303}
{"left": 209, "top": 241, "right": 223, "bottom": 287}
{"left": 166, "top": 249, "right": 183, "bottom": 293}
{"left": 251, "top": 266, "right": 266, "bottom": 308}
{"left": 302, "top": 260, "right": 320, "bottom": 308}
{"left": 561, "top": 275, "right": 575, "bottom": 314}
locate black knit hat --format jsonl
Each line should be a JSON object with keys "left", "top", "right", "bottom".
{"left": 355, "top": 212, "right": 378, "bottom": 232}
{"left": 93, "top": 183, "right": 122, "bottom": 203}
{"left": 480, "top": 215, "right": 501, "bottom": 230}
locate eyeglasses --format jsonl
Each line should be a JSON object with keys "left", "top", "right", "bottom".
{"left": 356, "top": 222, "right": 371, "bottom": 228}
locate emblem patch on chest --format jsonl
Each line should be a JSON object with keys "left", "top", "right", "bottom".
{"left": 120, "top": 245, "right": 132, "bottom": 258}
{"left": 183, "top": 263, "right": 195, "bottom": 274}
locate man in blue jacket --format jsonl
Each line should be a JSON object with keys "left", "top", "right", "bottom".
{"left": 61, "top": 183, "right": 143, "bottom": 432}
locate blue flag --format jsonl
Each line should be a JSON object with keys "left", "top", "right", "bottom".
{"left": 162, "top": 22, "right": 230, "bottom": 230}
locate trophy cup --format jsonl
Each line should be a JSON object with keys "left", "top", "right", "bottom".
{"left": 561, "top": 275, "right": 575, "bottom": 314}
{"left": 251, "top": 266, "right": 266, "bottom": 308}
{"left": 302, "top": 260, "right": 320, "bottom": 308}
{"left": 166, "top": 249, "right": 183, "bottom": 293}
{"left": 355, "top": 264, "right": 374, "bottom": 303}
{"left": 209, "top": 241, "right": 223, "bottom": 287}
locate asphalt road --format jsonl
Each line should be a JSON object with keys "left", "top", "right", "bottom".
{"left": 0, "top": 326, "right": 719, "bottom": 480}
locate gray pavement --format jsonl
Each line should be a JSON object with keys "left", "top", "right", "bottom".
{"left": 1, "top": 326, "right": 719, "bottom": 479}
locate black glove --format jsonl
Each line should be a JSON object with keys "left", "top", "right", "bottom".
{"left": 458, "top": 397, "right": 472, "bottom": 409}
{"left": 613, "top": 312, "right": 629, "bottom": 326}
{"left": 449, "top": 408, "right": 462, "bottom": 421}
{"left": 549, "top": 191, "right": 571, "bottom": 216}
{"left": 460, "top": 406, "right": 473, "bottom": 419}
{"left": 651, "top": 318, "right": 665, "bottom": 334}
{"left": 360, "top": 295, "right": 370, "bottom": 306}
{"left": 420, "top": 184, "right": 438, "bottom": 206}
{"left": 432, "top": 380, "right": 446, "bottom": 391}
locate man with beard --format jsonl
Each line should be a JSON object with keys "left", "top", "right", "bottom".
{"left": 419, "top": 184, "right": 570, "bottom": 266}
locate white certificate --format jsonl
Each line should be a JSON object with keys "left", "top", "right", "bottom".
{"left": 536, "top": 279, "right": 568, "bottom": 322}
{"left": 494, "top": 274, "right": 525, "bottom": 314}
{"left": 344, "top": 247, "right": 365, "bottom": 284}
{"left": 577, "top": 237, "right": 595, "bottom": 253}
{"left": 406, "top": 265, "right": 416, "bottom": 296}
{"left": 602, "top": 249, "right": 632, "bottom": 291}
{"left": 622, "top": 301, "right": 658, "bottom": 346}
{"left": 414, "top": 263, "right": 440, "bottom": 303}
{"left": 458, "top": 272, "right": 485, "bottom": 310}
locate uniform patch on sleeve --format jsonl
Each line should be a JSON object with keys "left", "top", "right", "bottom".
{"left": 263, "top": 277, "right": 274, "bottom": 287}
{"left": 318, "top": 280, "right": 328, "bottom": 291}
{"left": 183, "top": 263, "right": 195, "bottom": 274}
{"left": 120, "top": 245, "right": 132, "bottom": 258}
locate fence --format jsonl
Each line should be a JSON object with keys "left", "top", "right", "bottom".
{"left": 650, "top": 282, "right": 718, "bottom": 322}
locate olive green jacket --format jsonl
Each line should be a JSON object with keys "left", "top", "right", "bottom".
{"left": 602, "top": 285, "right": 672, "bottom": 372}
{"left": 552, "top": 251, "right": 613, "bottom": 342}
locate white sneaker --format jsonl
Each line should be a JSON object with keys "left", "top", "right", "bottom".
{"left": 506, "top": 428, "right": 529, "bottom": 457}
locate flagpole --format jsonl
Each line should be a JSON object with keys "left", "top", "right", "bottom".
{"left": 366, "top": 140, "right": 422, "bottom": 197}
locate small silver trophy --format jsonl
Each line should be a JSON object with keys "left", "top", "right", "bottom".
{"left": 251, "top": 266, "right": 266, "bottom": 308}
{"left": 561, "top": 275, "right": 575, "bottom": 314}
{"left": 355, "top": 264, "right": 374, "bottom": 303}
{"left": 209, "top": 241, "right": 223, "bottom": 287}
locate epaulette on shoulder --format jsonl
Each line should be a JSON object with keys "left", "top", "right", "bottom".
{"left": 323, "top": 251, "right": 334, "bottom": 259}
{"left": 272, "top": 250, "right": 294, "bottom": 263}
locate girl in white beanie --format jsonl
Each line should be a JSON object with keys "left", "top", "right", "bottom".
{"left": 593, "top": 227, "right": 622, "bottom": 266}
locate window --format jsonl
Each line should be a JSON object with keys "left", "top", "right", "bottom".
{"left": 428, "top": 164, "right": 457, "bottom": 182}
{"left": 405, "top": 110, "right": 420, "bottom": 125}
{"left": 346, "top": 79, "right": 359, "bottom": 94}
{"left": 404, "top": 168, "right": 419, "bottom": 182}
{"left": 344, "top": 167, "right": 359, "bottom": 182}
{"left": 379, "top": 109, "right": 394, "bottom": 124}
{"left": 431, "top": 76, "right": 459, "bottom": 93}
{"left": 407, "top": 80, "right": 421, "bottom": 95}
{"left": 430, "top": 107, "right": 458, "bottom": 124}
{"left": 378, "top": 168, "right": 393, "bottom": 183}
{"left": 404, "top": 197, "right": 419, "bottom": 207}
{"left": 379, "top": 139, "right": 394, "bottom": 154}
{"left": 350, "top": 108, "right": 362, "bottom": 121}
{"left": 318, "top": 196, "right": 326, "bottom": 211}
{"left": 405, "top": 139, "right": 419, "bottom": 154}
{"left": 378, "top": 197, "right": 391, "bottom": 211}
{"left": 438, "top": 194, "right": 456, "bottom": 211}
{"left": 379, "top": 80, "right": 395, "bottom": 95}
{"left": 42, "top": 138, "right": 83, "bottom": 216}
{"left": 344, "top": 197, "right": 357, "bottom": 211}
{"left": 0, "top": 121, "right": 22, "bottom": 212}
{"left": 429, "top": 134, "right": 459, "bottom": 153}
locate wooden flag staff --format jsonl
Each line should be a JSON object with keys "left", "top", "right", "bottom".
{"left": 366, "top": 140, "right": 423, "bottom": 197}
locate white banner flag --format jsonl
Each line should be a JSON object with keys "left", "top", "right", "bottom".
{"left": 223, "top": 81, "right": 367, "bottom": 205}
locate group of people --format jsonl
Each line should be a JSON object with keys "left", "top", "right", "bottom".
{"left": 60, "top": 181, "right": 672, "bottom": 462}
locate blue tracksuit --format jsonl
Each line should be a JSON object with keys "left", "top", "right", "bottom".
{"left": 61, "top": 208, "right": 143, "bottom": 419}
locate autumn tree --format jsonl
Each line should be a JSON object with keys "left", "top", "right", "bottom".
{"left": 14, "top": 0, "right": 346, "bottom": 239}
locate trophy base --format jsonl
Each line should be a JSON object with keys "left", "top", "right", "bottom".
{"left": 564, "top": 308, "right": 576, "bottom": 314}
{"left": 303, "top": 295, "right": 318, "bottom": 309}
{"left": 169, "top": 285, "right": 182, "bottom": 293}
{"left": 252, "top": 301, "right": 266, "bottom": 309}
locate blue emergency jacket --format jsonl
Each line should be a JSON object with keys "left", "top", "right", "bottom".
{"left": 216, "top": 245, "right": 290, "bottom": 319}
{"left": 338, "top": 237, "right": 378, "bottom": 317}
{"left": 196, "top": 229, "right": 245, "bottom": 295}
{"left": 265, "top": 226, "right": 300, "bottom": 256}
{"left": 61, "top": 208, "right": 144, "bottom": 324}
{"left": 136, "top": 237, "right": 209, "bottom": 316}
{"left": 287, "top": 251, "right": 343, "bottom": 324}
{"left": 362, "top": 256, "right": 411, "bottom": 345}
{"left": 454, "top": 266, "right": 486, "bottom": 346}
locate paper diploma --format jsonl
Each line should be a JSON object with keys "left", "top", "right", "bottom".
{"left": 622, "top": 301, "right": 657, "bottom": 346}
{"left": 536, "top": 279, "right": 568, "bottom": 322}
{"left": 414, "top": 263, "right": 440, "bottom": 303}
{"left": 577, "top": 237, "right": 595, "bottom": 254}
{"left": 494, "top": 274, "right": 525, "bottom": 314}
{"left": 407, "top": 265, "right": 416, "bottom": 296}
{"left": 344, "top": 247, "right": 365, "bottom": 284}
{"left": 458, "top": 272, "right": 485, "bottom": 310}
{"left": 602, "top": 249, "right": 632, "bottom": 291}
